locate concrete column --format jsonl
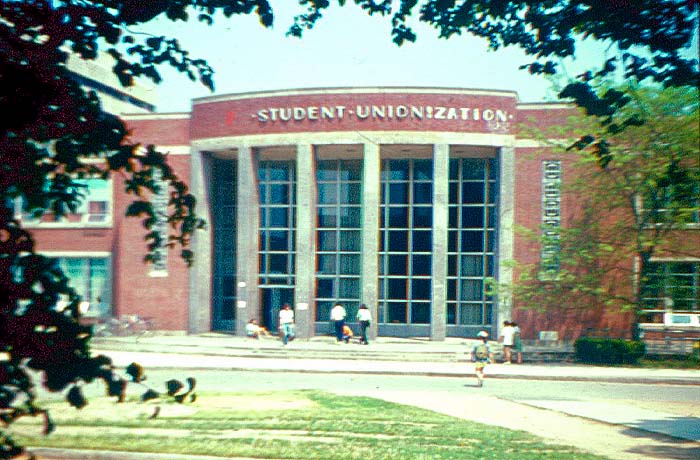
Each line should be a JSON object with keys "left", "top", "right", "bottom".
{"left": 294, "top": 143, "right": 316, "bottom": 339}
{"left": 235, "top": 146, "right": 260, "bottom": 336}
{"left": 496, "top": 146, "right": 515, "bottom": 338}
{"left": 430, "top": 144, "right": 450, "bottom": 341}
{"left": 188, "top": 150, "right": 212, "bottom": 334}
{"left": 361, "top": 142, "right": 380, "bottom": 340}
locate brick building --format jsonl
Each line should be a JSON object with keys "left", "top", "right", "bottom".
{"left": 24, "top": 87, "right": 700, "bottom": 341}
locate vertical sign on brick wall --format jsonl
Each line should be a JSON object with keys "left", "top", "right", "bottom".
{"left": 541, "top": 160, "right": 561, "bottom": 280}
{"left": 149, "top": 168, "right": 169, "bottom": 277}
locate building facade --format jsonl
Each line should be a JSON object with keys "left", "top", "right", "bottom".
{"left": 24, "top": 87, "right": 699, "bottom": 341}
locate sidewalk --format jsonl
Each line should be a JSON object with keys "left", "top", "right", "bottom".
{"left": 91, "top": 333, "right": 700, "bottom": 386}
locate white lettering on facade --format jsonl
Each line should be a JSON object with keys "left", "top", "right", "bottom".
{"left": 253, "top": 104, "right": 512, "bottom": 128}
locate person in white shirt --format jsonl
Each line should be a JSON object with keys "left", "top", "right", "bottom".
{"left": 330, "top": 303, "right": 347, "bottom": 342}
{"left": 278, "top": 304, "right": 295, "bottom": 346}
{"left": 356, "top": 303, "right": 372, "bottom": 345}
{"left": 499, "top": 320, "right": 516, "bottom": 364}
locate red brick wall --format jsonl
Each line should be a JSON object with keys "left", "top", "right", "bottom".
{"left": 111, "top": 153, "right": 192, "bottom": 331}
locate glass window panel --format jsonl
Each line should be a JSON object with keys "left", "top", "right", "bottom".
{"left": 449, "top": 207, "right": 458, "bottom": 227}
{"left": 316, "top": 279, "right": 334, "bottom": 298}
{"left": 462, "top": 183, "right": 485, "bottom": 203}
{"left": 316, "top": 160, "right": 337, "bottom": 181}
{"left": 339, "top": 254, "right": 360, "bottom": 275}
{"left": 340, "top": 160, "right": 362, "bottom": 181}
{"left": 462, "top": 159, "right": 485, "bottom": 179}
{"left": 317, "top": 254, "right": 336, "bottom": 274}
{"left": 222, "top": 276, "right": 235, "bottom": 297}
{"left": 413, "top": 160, "right": 433, "bottom": 181}
{"left": 339, "top": 231, "right": 361, "bottom": 251}
{"left": 449, "top": 182, "right": 459, "bottom": 203}
{"left": 487, "top": 206, "right": 497, "bottom": 228}
{"left": 487, "top": 231, "right": 496, "bottom": 252}
{"left": 315, "top": 301, "right": 333, "bottom": 321}
{"left": 269, "top": 230, "right": 288, "bottom": 251}
{"left": 389, "top": 207, "right": 408, "bottom": 227}
{"left": 259, "top": 208, "right": 267, "bottom": 225}
{"left": 388, "top": 255, "right": 408, "bottom": 275}
{"left": 461, "top": 255, "right": 483, "bottom": 276}
{"left": 412, "top": 231, "right": 432, "bottom": 252}
{"left": 269, "top": 208, "right": 289, "bottom": 228}
{"left": 268, "top": 164, "right": 289, "bottom": 181}
{"left": 269, "top": 254, "right": 288, "bottom": 273}
{"left": 460, "top": 279, "right": 483, "bottom": 301}
{"left": 488, "top": 182, "right": 498, "bottom": 204}
{"left": 448, "top": 278, "right": 457, "bottom": 300}
{"left": 388, "top": 278, "right": 407, "bottom": 299}
{"left": 411, "top": 302, "right": 430, "bottom": 323}
{"left": 448, "top": 230, "right": 458, "bottom": 252}
{"left": 318, "top": 183, "right": 337, "bottom": 204}
{"left": 339, "top": 207, "right": 361, "bottom": 227}
{"left": 413, "top": 207, "right": 432, "bottom": 228}
{"left": 412, "top": 255, "right": 432, "bottom": 276}
{"left": 447, "top": 303, "right": 457, "bottom": 324}
{"left": 269, "top": 184, "right": 289, "bottom": 204}
{"left": 448, "top": 255, "right": 457, "bottom": 277}
{"left": 340, "top": 183, "right": 361, "bottom": 204}
{"left": 388, "top": 160, "right": 409, "bottom": 180}
{"left": 389, "top": 183, "right": 409, "bottom": 204}
{"left": 317, "top": 207, "right": 337, "bottom": 227}
{"left": 411, "top": 279, "right": 431, "bottom": 300}
{"left": 388, "top": 302, "right": 407, "bottom": 323}
{"left": 388, "top": 231, "right": 408, "bottom": 251}
{"left": 461, "top": 231, "right": 484, "bottom": 252}
{"left": 461, "top": 207, "right": 484, "bottom": 228}
{"left": 413, "top": 183, "right": 432, "bottom": 204}
{"left": 449, "top": 159, "right": 459, "bottom": 180}
{"left": 318, "top": 231, "right": 337, "bottom": 251}
{"left": 486, "top": 256, "right": 494, "bottom": 276}
{"left": 258, "top": 256, "right": 267, "bottom": 273}
{"left": 339, "top": 278, "right": 360, "bottom": 298}
{"left": 460, "top": 304, "right": 483, "bottom": 325}
{"left": 489, "top": 158, "right": 498, "bottom": 180}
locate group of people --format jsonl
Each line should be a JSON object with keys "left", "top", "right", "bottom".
{"left": 245, "top": 302, "right": 373, "bottom": 346}
{"left": 470, "top": 319, "right": 524, "bottom": 387}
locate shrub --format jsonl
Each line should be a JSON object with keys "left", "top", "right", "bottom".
{"left": 574, "top": 337, "right": 646, "bottom": 365}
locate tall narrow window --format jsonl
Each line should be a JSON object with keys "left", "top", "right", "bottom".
{"left": 258, "top": 160, "right": 296, "bottom": 286}
{"left": 541, "top": 160, "right": 562, "bottom": 279}
{"left": 379, "top": 159, "right": 433, "bottom": 325}
{"left": 149, "top": 168, "right": 169, "bottom": 276}
{"left": 211, "top": 158, "right": 237, "bottom": 330}
{"left": 315, "top": 159, "right": 362, "bottom": 321}
{"left": 446, "top": 157, "right": 497, "bottom": 327}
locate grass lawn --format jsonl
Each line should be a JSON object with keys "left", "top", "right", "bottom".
{"left": 14, "top": 390, "right": 611, "bottom": 460}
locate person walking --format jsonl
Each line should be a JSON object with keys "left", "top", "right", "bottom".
{"left": 356, "top": 303, "right": 372, "bottom": 345}
{"left": 471, "top": 331, "right": 492, "bottom": 387}
{"left": 330, "top": 303, "right": 347, "bottom": 342}
{"left": 279, "top": 303, "right": 295, "bottom": 346}
{"left": 499, "top": 320, "right": 515, "bottom": 364}
{"left": 512, "top": 321, "right": 523, "bottom": 364}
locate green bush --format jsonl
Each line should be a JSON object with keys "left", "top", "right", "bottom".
{"left": 574, "top": 337, "right": 646, "bottom": 365}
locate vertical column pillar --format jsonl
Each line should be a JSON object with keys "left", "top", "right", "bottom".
{"left": 188, "top": 149, "right": 212, "bottom": 334}
{"left": 496, "top": 146, "right": 515, "bottom": 338}
{"left": 235, "top": 146, "right": 260, "bottom": 336}
{"left": 294, "top": 143, "right": 316, "bottom": 339}
{"left": 361, "top": 142, "right": 380, "bottom": 340}
{"left": 431, "top": 144, "right": 450, "bottom": 341}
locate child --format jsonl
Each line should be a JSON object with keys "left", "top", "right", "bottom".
{"left": 471, "top": 331, "right": 492, "bottom": 387}
{"left": 342, "top": 324, "right": 354, "bottom": 343}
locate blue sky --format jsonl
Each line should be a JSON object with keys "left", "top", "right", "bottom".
{"left": 136, "top": 3, "right": 688, "bottom": 113}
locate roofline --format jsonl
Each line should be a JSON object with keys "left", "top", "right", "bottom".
{"left": 193, "top": 86, "right": 520, "bottom": 105}
{"left": 517, "top": 102, "right": 574, "bottom": 110}
{"left": 122, "top": 112, "right": 191, "bottom": 120}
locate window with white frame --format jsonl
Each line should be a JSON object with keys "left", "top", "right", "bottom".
{"left": 18, "top": 178, "right": 113, "bottom": 226}
{"left": 641, "top": 261, "right": 700, "bottom": 311}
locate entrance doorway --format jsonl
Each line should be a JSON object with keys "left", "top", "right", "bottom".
{"left": 261, "top": 287, "right": 294, "bottom": 333}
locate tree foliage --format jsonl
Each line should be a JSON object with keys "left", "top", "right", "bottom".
{"left": 0, "top": 2, "right": 271, "bottom": 458}
{"left": 291, "top": 0, "right": 698, "bottom": 162}
{"left": 506, "top": 86, "right": 699, "bottom": 333}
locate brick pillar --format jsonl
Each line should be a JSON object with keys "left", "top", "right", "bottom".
{"left": 235, "top": 146, "right": 260, "bottom": 336}
{"left": 294, "top": 143, "right": 316, "bottom": 338}
{"left": 431, "top": 144, "right": 449, "bottom": 341}
{"left": 361, "top": 142, "right": 380, "bottom": 340}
